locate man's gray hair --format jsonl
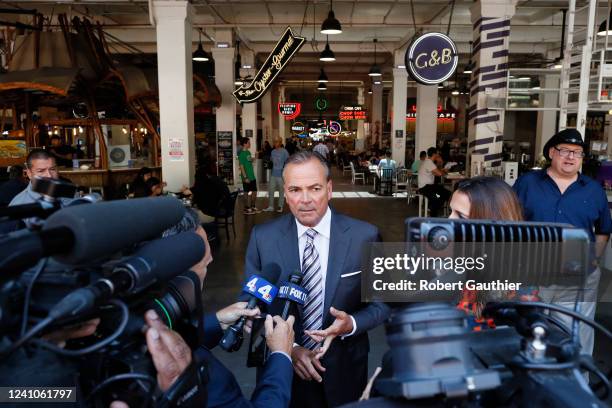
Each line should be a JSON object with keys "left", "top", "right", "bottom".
{"left": 283, "top": 151, "right": 331, "bottom": 181}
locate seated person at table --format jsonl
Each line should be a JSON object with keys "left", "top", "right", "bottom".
{"left": 134, "top": 176, "right": 163, "bottom": 197}
{"left": 411, "top": 151, "right": 426, "bottom": 173}
{"left": 129, "top": 167, "right": 153, "bottom": 198}
{"left": 377, "top": 151, "right": 397, "bottom": 175}
{"left": 418, "top": 147, "right": 450, "bottom": 216}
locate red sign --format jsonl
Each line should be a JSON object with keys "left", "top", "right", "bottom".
{"left": 339, "top": 105, "right": 367, "bottom": 120}
{"left": 278, "top": 102, "right": 301, "bottom": 120}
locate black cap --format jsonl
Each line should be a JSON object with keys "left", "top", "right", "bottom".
{"left": 543, "top": 128, "right": 585, "bottom": 160}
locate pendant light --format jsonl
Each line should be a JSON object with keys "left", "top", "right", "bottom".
{"left": 318, "top": 68, "right": 329, "bottom": 83}
{"left": 463, "top": 41, "right": 473, "bottom": 74}
{"left": 320, "top": 36, "right": 336, "bottom": 62}
{"left": 192, "top": 29, "right": 210, "bottom": 62}
{"left": 368, "top": 39, "right": 381, "bottom": 77}
{"left": 234, "top": 40, "right": 243, "bottom": 85}
{"left": 321, "top": 0, "right": 342, "bottom": 35}
{"left": 318, "top": 82, "right": 327, "bottom": 91}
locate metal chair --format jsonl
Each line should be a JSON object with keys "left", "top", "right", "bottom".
{"left": 395, "top": 168, "right": 409, "bottom": 195}
{"left": 350, "top": 162, "right": 366, "bottom": 184}
{"left": 407, "top": 174, "right": 418, "bottom": 204}
{"left": 379, "top": 168, "right": 394, "bottom": 195}
{"left": 342, "top": 159, "right": 352, "bottom": 176}
{"left": 416, "top": 194, "right": 429, "bottom": 217}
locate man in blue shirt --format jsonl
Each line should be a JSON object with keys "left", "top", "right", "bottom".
{"left": 513, "top": 128, "right": 612, "bottom": 355}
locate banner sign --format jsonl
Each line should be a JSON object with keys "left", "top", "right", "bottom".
{"left": 278, "top": 102, "right": 301, "bottom": 120}
{"left": 405, "top": 32, "right": 458, "bottom": 85}
{"left": 233, "top": 27, "right": 305, "bottom": 104}
{"left": 339, "top": 105, "right": 367, "bottom": 120}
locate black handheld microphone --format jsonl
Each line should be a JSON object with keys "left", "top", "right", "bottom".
{"left": 247, "top": 271, "right": 307, "bottom": 367}
{"left": 219, "top": 263, "right": 281, "bottom": 352}
{"left": 278, "top": 271, "right": 307, "bottom": 319}
{"left": 48, "top": 231, "right": 205, "bottom": 321}
{"left": 0, "top": 196, "right": 186, "bottom": 278}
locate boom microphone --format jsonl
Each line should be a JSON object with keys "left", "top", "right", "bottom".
{"left": 219, "top": 263, "right": 282, "bottom": 352}
{"left": 49, "top": 231, "right": 205, "bottom": 320}
{"left": 0, "top": 197, "right": 186, "bottom": 277}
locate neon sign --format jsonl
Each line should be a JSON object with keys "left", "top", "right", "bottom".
{"left": 278, "top": 102, "right": 301, "bottom": 120}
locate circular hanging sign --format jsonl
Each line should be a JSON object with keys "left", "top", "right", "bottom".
{"left": 315, "top": 97, "right": 328, "bottom": 112}
{"left": 291, "top": 121, "right": 305, "bottom": 135}
{"left": 328, "top": 121, "right": 342, "bottom": 136}
{"left": 405, "top": 32, "right": 458, "bottom": 85}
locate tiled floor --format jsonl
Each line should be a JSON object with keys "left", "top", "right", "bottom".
{"left": 203, "top": 166, "right": 612, "bottom": 400}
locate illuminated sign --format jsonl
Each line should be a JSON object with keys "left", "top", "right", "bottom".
{"left": 278, "top": 102, "right": 301, "bottom": 120}
{"left": 315, "top": 97, "right": 328, "bottom": 112}
{"left": 339, "top": 105, "right": 367, "bottom": 120}
{"left": 233, "top": 27, "right": 305, "bottom": 103}
{"left": 405, "top": 32, "right": 458, "bottom": 85}
{"left": 291, "top": 121, "right": 305, "bottom": 134}
{"left": 406, "top": 111, "right": 456, "bottom": 120}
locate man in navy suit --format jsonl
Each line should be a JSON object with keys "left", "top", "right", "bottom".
{"left": 244, "top": 151, "right": 390, "bottom": 407}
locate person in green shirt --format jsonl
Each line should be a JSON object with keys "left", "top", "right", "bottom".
{"left": 238, "top": 137, "right": 260, "bottom": 214}
{"left": 411, "top": 150, "right": 426, "bottom": 173}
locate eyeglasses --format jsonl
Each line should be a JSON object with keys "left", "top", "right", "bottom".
{"left": 553, "top": 146, "right": 585, "bottom": 158}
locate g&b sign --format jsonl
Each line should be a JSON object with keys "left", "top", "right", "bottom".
{"left": 405, "top": 32, "right": 458, "bottom": 85}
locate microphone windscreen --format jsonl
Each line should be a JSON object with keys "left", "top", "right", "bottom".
{"left": 44, "top": 197, "right": 185, "bottom": 264}
{"left": 129, "top": 232, "right": 205, "bottom": 283}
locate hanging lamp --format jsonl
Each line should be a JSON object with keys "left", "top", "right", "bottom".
{"left": 321, "top": 0, "right": 342, "bottom": 34}
{"left": 192, "top": 29, "right": 210, "bottom": 62}
{"left": 368, "top": 39, "right": 381, "bottom": 77}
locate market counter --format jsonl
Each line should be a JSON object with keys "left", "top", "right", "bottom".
{"left": 59, "top": 166, "right": 161, "bottom": 199}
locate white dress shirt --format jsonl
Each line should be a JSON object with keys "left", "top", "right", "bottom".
{"left": 295, "top": 207, "right": 356, "bottom": 338}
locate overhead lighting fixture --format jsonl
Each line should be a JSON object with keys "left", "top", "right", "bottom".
{"left": 373, "top": 80, "right": 382, "bottom": 85}
{"left": 318, "top": 82, "right": 327, "bottom": 91}
{"left": 217, "top": 42, "right": 230, "bottom": 48}
{"left": 318, "top": 68, "right": 329, "bottom": 83}
{"left": 518, "top": 76, "right": 531, "bottom": 81}
{"left": 321, "top": 0, "right": 342, "bottom": 35}
{"left": 397, "top": 65, "right": 406, "bottom": 69}
{"left": 553, "top": 63, "right": 562, "bottom": 69}
{"left": 235, "top": 78, "right": 244, "bottom": 86}
{"left": 369, "top": 39, "right": 382, "bottom": 77}
{"left": 319, "top": 37, "right": 336, "bottom": 61}
{"left": 234, "top": 40, "right": 243, "bottom": 86}
{"left": 532, "top": 86, "right": 541, "bottom": 90}
{"left": 438, "top": 84, "right": 444, "bottom": 89}
{"left": 452, "top": 89, "right": 460, "bottom": 96}
{"left": 242, "top": 64, "right": 252, "bottom": 69}
{"left": 192, "top": 30, "right": 210, "bottom": 62}
{"left": 598, "top": 11, "right": 612, "bottom": 36}
{"left": 367, "top": 88, "right": 373, "bottom": 94}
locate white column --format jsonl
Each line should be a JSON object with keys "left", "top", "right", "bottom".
{"left": 415, "top": 84, "right": 438, "bottom": 156}
{"left": 212, "top": 29, "right": 237, "bottom": 185}
{"left": 153, "top": 1, "right": 195, "bottom": 192}
{"left": 261, "top": 91, "right": 273, "bottom": 143}
{"left": 357, "top": 87, "right": 365, "bottom": 141}
{"left": 535, "top": 73, "right": 559, "bottom": 161}
{"left": 278, "top": 86, "right": 286, "bottom": 141}
{"left": 372, "top": 82, "right": 383, "bottom": 148}
{"left": 392, "top": 64, "right": 408, "bottom": 166}
{"left": 240, "top": 51, "right": 257, "bottom": 159}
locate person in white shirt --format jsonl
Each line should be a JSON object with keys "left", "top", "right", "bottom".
{"left": 417, "top": 147, "right": 450, "bottom": 216}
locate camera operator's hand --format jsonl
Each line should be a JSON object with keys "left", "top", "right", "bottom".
{"left": 265, "top": 315, "right": 295, "bottom": 356}
{"left": 144, "top": 310, "right": 192, "bottom": 392}
{"left": 42, "top": 318, "right": 100, "bottom": 348}
{"left": 216, "top": 302, "right": 261, "bottom": 332}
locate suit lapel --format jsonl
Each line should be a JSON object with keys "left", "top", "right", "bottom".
{"left": 276, "top": 215, "right": 300, "bottom": 281}
{"left": 324, "top": 212, "right": 350, "bottom": 326}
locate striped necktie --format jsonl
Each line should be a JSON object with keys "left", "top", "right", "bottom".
{"left": 301, "top": 228, "right": 323, "bottom": 350}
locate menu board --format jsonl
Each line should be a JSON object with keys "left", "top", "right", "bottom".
{"left": 217, "top": 131, "right": 234, "bottom": 185}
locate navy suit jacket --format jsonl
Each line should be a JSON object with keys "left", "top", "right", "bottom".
{"left": 201, "top": 314, "right": 293, "bottom": 408}
{"left": 244, "top": 210, "right": 390, "bottom": 406}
